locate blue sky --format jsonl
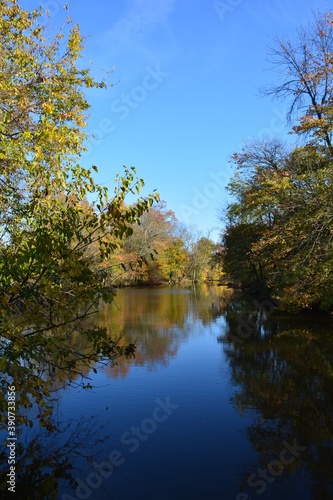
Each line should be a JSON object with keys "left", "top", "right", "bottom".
{"left": 26, "top": 0, "right": 331, "bottom": 240}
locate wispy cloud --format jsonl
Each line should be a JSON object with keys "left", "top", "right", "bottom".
{"left": 102, "top": 0, "right": 177, "bottom": 64}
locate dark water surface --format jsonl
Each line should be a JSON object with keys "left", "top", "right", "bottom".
{"left": 9, "top": 286, "right": 333, "bottom": 499}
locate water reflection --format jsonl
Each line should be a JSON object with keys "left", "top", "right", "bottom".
{"left": 94, "top": 286, "right": 234, "bottom": 379}
{"left": 2, "top": 287, "right": 333, "bottom": 499}
{"left": 220, "top": 294, "right": 333, "bottom": 499}
{"left": 0, "top": 417, "right": 109, "bottom": 500}
{"left": 1, "top": 286, "right": 234, "bottom": 498}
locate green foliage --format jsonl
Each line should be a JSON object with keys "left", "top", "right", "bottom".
{"left": 222, "top": 223, "right": 266, "bottom": 289}
{"left": 0, "top": 1, "right": 159, "bottom": 429}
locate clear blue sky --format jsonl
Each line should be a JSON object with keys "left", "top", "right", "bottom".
{"left": 26, "top": 0, "right": 330, "bottom": 241}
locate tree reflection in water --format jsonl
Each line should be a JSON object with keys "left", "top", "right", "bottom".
{"left": 0, "top": 416, "right": 109, "bottom": 500}
{"left": 0, "top": 285, "right": 234, "bottom": 497}
{"left": 5, "top": 287, "right": 333, "bottom": 498}
{"left": 220, "top": 294, "right": 333, "bottom": 499}
{"left": 95, "top": 286, "right": 234, "bottom": 379}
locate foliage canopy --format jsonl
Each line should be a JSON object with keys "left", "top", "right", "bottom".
{"left": 0, "top": 0, "right": 159, "bottom": 429}
{"left": 222, "top": 11, "right": 333, "bottom": 311}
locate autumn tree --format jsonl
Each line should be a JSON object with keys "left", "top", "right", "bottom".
{"left": 222, "top": 137, "right": 333, "bottom": 309}
{"left": 116, "top": 201, "right": 194, "bottom": 285}
{"left": 221, "top": 12, "right": 333, "bottom": 310}
{"left": 185, "top": 237, "right": 217, "bottom": 283}
{"left": 164, "top": 238, "right": 189, "bottom": 284}
{"left": 263, "top": 11, "right": 333, "bottom": 153}
{"left": 0, "top": 1, "right": 158, "bottom": 429}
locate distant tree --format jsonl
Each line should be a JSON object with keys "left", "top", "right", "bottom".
{"left": 164, "top": 238, "right": 189, "bottom": 284}
{"left": 119, "top": 201, "right": 176, "bottom": 284}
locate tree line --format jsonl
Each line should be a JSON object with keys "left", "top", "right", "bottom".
{"left": 220, "top": 11, "right": 333, "bottom": 312}
{"left": 106, "top": 200, "right": 222, "bottom": 286}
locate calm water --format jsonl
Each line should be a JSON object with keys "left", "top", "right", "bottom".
{"left": 6, "top": 286, "right": 333, "bottom": 499}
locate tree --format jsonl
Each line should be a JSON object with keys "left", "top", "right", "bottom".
{"left": 221, "top": 12, "right": 333, "bottom": 310}
{"left": 118, "top": 201, "right": 189, "bottom": 285}
{"left": 222, "top": 138, "right": 333, "bottom": 309}
{"left": 221, "top": 140, "right": 287, "bottom": 290}
{"left": 263, "top": 12, "right": 333, "bottom": 154}
{"left": 186, "top": 237, "right": 217, "bottom": 283}
{"left": 164, "top": 238, "right": 189, "bottom": 284}
{"left": 222, "top": 222, "right": 266, "bottom": 289}
{"left": 0, "top": 1, "right": 158, "bottom": 429}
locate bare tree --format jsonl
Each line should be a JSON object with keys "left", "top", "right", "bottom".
{"left": 262, "top": 12, "right": 333, "bottom": 155}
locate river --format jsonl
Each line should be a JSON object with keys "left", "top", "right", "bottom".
{"left": 7, "top": 286, "right": 333, "bottom": 499}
